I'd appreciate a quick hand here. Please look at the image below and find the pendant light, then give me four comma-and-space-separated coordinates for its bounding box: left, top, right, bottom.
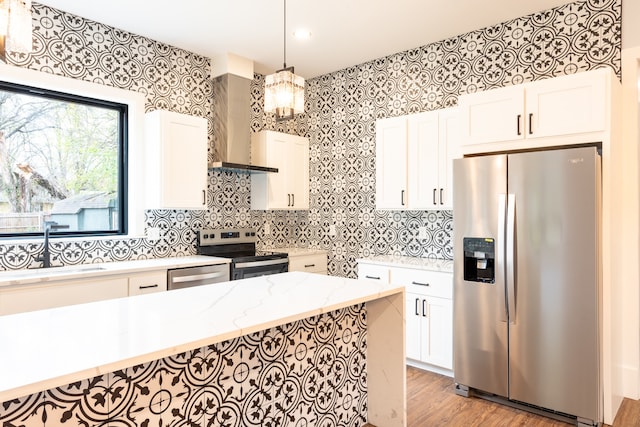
264, 0, 305, 121
0, 0, 33, 62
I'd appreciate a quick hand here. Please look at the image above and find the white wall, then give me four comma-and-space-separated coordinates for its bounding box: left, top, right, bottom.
622, 0, 640, 48
621, 0, 640, 403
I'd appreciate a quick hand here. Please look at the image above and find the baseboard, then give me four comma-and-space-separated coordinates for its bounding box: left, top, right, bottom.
622, 364, 639, 399
406, 359, 453, 377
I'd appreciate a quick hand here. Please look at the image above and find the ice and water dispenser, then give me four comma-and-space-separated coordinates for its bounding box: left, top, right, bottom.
463, 237, 495, 283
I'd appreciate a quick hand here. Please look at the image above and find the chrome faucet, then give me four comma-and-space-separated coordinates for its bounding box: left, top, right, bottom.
36, 221, 70, 268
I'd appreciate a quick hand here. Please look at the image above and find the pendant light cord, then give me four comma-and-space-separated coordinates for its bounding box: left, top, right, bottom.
283, 0, 287, 69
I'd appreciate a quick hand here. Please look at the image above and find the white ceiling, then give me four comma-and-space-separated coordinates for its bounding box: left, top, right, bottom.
36, 0, 576, 79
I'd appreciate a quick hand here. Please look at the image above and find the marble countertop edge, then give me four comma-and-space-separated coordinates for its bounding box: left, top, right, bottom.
0, 272, 403, 403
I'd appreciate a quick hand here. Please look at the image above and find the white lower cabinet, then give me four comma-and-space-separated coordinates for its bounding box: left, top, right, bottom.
357, 263, 391, 283
287, 252, 328, 274
0, 269, 170, 316
358, 260, 453, 374
0, 276, 129, 316
405, 291, 453, 370
129, 271, 167, 295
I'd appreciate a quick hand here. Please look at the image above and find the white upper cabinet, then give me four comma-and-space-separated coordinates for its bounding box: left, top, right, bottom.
376, 116, 408, 209
525, 71, 606, 138
459, 68, 610, 152
145, 110, 208, 210
251, 130, 310, 210
376, 107, 460, 210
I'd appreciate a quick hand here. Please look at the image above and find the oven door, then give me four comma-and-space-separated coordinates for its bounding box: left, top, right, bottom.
231, 257, 288, 280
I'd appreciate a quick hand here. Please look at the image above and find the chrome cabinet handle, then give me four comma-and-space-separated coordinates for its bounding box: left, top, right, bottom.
517, 114, 522, 135
365, 275, 380, 280
440, 188, 444, 205
202, 189, 206, 205
401, 190, 405, 206
415, 298, 420, 316
139, 284, 159, 290
304, 264, 315, 268
433, 189, 437, 205
528, 113, 533, 135
292, 193, 295, 207
411, 281, 429, 287
422, 299, 428, 317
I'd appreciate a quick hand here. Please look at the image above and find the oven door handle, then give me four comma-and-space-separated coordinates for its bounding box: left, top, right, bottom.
234, 258, 289, 269
171, 271, 228, 284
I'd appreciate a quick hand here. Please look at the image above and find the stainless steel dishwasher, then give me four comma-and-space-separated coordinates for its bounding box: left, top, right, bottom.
167, 263, 230, 290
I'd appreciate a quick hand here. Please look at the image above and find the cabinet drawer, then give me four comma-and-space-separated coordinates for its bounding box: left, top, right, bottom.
288, 253, 327, 274
391, 268, 452, 299
129, 271, 167, 295
358, 264, 391, 284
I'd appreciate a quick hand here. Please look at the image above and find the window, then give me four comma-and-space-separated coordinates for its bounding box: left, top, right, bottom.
0, 81, 128, 237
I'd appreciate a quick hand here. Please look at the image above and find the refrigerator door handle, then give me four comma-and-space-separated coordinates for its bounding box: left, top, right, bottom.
498, 194, 508, 323
506, 193, 516, 324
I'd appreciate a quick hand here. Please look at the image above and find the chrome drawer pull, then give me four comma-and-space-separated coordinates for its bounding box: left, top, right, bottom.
366, 275, 381, 280
304, 264, 316, 268
139, 284, 159, 289
412, 281, 430, 287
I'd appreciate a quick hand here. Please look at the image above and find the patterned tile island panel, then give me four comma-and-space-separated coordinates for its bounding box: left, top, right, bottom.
0, 304, 367, 427
0, 0, 621, 278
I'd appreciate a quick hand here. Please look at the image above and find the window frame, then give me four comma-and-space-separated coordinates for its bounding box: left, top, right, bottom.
0, 80, 129, 238
0, 63, 147, 241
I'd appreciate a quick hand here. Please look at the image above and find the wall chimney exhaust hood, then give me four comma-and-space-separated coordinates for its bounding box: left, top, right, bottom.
210, 54, 277, 173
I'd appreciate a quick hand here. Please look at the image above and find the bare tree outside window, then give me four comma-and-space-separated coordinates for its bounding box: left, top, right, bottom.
0, 83, 126, 236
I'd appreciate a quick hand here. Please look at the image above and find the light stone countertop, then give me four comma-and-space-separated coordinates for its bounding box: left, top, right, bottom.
357, 255, 454, 273
0, 271, 404, 403
0, 255, 231, 289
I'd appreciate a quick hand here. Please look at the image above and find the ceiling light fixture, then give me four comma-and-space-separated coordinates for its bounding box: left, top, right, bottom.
293, 29, 311, 40
0, 0, 32, 62
264, 0, 305, 122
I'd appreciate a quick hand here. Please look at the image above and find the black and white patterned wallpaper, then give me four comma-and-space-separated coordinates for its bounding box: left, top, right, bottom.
0, 0, 621, 276
0, 304, 367, 427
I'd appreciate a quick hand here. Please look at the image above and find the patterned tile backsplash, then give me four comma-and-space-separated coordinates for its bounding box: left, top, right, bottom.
0, 304, 367, 427
1, 0, 621, 277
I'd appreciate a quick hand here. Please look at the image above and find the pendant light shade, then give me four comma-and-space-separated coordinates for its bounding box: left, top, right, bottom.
265, 66, 305, 121
264, 0, 305, 121
0, 0, 33, 62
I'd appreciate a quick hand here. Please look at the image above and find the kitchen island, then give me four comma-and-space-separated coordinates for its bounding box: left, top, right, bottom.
0, 272, 405, 427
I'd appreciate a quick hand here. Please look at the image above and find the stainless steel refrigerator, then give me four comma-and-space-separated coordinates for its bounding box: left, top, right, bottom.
453, 146, 602, 426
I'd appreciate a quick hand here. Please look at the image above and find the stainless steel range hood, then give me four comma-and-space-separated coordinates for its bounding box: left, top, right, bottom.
210, 63, 277, 173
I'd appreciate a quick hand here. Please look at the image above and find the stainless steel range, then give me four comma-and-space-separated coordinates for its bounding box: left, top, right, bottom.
196, 228, 288, 280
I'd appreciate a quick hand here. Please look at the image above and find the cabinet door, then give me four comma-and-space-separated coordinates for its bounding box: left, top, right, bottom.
251, 131, 309, 210
289, 137, 310, 209
424, 296, 453, 369
267, 134, 291, 209
376, 116, 408, 209
407, 111, 439, 209
460, 85, 525, 145
406, 292, 425, 361
438, 108, 461, 210
525, 71, 606, 139
146, 111, 208, 210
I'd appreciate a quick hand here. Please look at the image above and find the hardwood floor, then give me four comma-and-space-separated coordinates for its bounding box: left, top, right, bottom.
405, 367, 573, 426
366, 367, 640, 426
